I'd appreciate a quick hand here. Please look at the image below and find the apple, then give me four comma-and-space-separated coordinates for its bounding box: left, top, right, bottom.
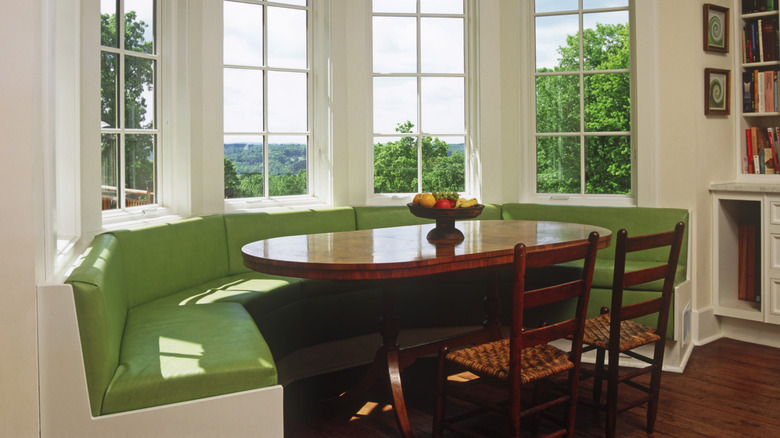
434, 199, 452, 208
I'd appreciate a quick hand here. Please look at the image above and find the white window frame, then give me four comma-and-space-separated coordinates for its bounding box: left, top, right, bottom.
367, 0, 476, 205
525, 0, 636, 206
223, 0, 330, 212
99, 0, 164, 222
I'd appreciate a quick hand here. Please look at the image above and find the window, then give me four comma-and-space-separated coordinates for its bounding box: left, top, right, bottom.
371, 0, 467, 195
100, 0, 159, 210
533, 0, 632, 197
223, 0, 311, 200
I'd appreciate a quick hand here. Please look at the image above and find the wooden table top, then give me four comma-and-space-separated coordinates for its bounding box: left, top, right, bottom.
242, 220, 611, 281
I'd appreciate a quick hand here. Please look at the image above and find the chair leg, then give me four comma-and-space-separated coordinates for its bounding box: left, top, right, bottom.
432, 346, 448, 438
604, 347, 620, 438
592, 347, 605, 404
646, 342, 665, 433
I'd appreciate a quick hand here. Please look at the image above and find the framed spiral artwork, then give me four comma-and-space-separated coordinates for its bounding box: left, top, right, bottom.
705, 68, 730, 115
704, 4, 729, 53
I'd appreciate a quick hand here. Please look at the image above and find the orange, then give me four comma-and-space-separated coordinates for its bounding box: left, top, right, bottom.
420, 193, 436, 208
412, 193, 422, 205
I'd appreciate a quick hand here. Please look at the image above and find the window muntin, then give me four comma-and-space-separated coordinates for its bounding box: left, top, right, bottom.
533, 1, 632, 196
100, 0, 159, 210
223, 0, 311, 200
372, 0, 467, 195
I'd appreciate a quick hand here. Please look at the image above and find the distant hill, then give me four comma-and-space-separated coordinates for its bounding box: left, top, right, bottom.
224, 142, 465, 175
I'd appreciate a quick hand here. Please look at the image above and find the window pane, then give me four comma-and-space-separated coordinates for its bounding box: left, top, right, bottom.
101, 52, 118, 128
124, 0, 155, 54
268, 6, 307, 69
224, 1, 263, 67
373, 0, 415, 13
536, 14, 579, 72
421, 18, 463, 74
536, 75, 580, 133
124, 56, 155, 129
584, 73, 630, 132
583, 0, 628, 9
101, 0, 118, 47
373, 17, 416, 73
536, 136, 580, 194
535, 0, 578, 14
224, 68, 263, 132
421, 77, 464, 134
420, 0, 463, 14
374, 136, 418, 193
101, 134, 119, 210
269, 135, 307, 196
125, 134, 156, 206
583, 11, 629, 71
585, 136, 630, 194
373, 77, 417, 134
422, 136, 465, 193
267, 71, 307, 132
224, 135, 264, 198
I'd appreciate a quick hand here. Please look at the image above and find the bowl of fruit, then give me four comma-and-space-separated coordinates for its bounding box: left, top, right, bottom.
407, 192, 484, 243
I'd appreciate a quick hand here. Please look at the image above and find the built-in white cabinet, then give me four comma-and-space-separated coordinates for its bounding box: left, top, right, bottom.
711, 183, 780, 324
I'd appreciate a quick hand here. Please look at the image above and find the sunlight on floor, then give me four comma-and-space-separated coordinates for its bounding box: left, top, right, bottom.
349, 401, 394, 422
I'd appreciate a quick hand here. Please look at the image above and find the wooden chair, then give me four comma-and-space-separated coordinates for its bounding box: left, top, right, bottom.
582, 222, 685, 438
432, 232, 600, 438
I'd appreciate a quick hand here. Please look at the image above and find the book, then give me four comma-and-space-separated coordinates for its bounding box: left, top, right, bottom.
762, 19, 777, 62
758, 71, 766, 112
752, 127, 761, 173
746, 128, 756, 174
738, 223, 748, 300
768, 127, 780, 172
744, 72, 754, 112
766, 70, 775, 113
759, 19, 765, 61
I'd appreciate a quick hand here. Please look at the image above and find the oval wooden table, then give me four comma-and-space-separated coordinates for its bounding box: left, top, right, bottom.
242, 220, 611, 437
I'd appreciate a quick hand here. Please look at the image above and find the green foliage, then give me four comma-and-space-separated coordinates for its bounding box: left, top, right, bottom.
373, 121, 465, 194
224, 144, 308, 198
536, 22, 631, 195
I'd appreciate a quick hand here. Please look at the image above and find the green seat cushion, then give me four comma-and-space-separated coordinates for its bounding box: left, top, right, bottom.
101, 303, 277, 414
140, 272, 304, 315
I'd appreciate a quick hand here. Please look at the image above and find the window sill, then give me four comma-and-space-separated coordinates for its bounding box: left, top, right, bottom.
224, 195, 330, 213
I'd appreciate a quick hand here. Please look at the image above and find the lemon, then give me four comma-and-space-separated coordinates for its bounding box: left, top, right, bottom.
412, 193, 422, 205
420, 193, 436, 208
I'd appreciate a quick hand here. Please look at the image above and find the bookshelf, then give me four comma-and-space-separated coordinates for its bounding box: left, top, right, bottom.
737, 0, 780, 177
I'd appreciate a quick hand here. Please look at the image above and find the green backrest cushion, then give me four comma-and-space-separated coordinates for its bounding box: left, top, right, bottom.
501, 203, 689, 268
110, 215, 230, 308
224, 207, 357, 275
66, 233, 127, 417
354, 203, 502, 230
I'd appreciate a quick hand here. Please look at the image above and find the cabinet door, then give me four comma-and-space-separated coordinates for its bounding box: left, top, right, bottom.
766, 197, 780, 323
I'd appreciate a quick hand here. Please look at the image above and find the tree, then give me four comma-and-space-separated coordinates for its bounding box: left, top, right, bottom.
535, 23, 631, 195
101, 10, 156, 207
373, 121, 465, 193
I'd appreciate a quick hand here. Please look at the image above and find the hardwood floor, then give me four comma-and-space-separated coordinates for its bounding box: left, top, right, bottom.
283, 338, 780, 437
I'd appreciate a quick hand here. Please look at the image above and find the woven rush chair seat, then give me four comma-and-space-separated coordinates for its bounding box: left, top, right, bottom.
446, 339, 573, 384
581, 313, 661, 352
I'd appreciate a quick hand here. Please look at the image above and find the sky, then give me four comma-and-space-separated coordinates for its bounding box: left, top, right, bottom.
219, 0, 628, 144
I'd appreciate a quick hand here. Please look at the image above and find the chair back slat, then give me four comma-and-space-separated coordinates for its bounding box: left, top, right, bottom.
525, 240, 597, 269
622, 264, 670, 288
625, 231, 678, 253
621, 297, 663, 321
520, 319, 578, 348
524, 281, 585, 309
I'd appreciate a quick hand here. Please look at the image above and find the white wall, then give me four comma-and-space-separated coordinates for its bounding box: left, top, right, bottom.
0, 1, 46, 436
